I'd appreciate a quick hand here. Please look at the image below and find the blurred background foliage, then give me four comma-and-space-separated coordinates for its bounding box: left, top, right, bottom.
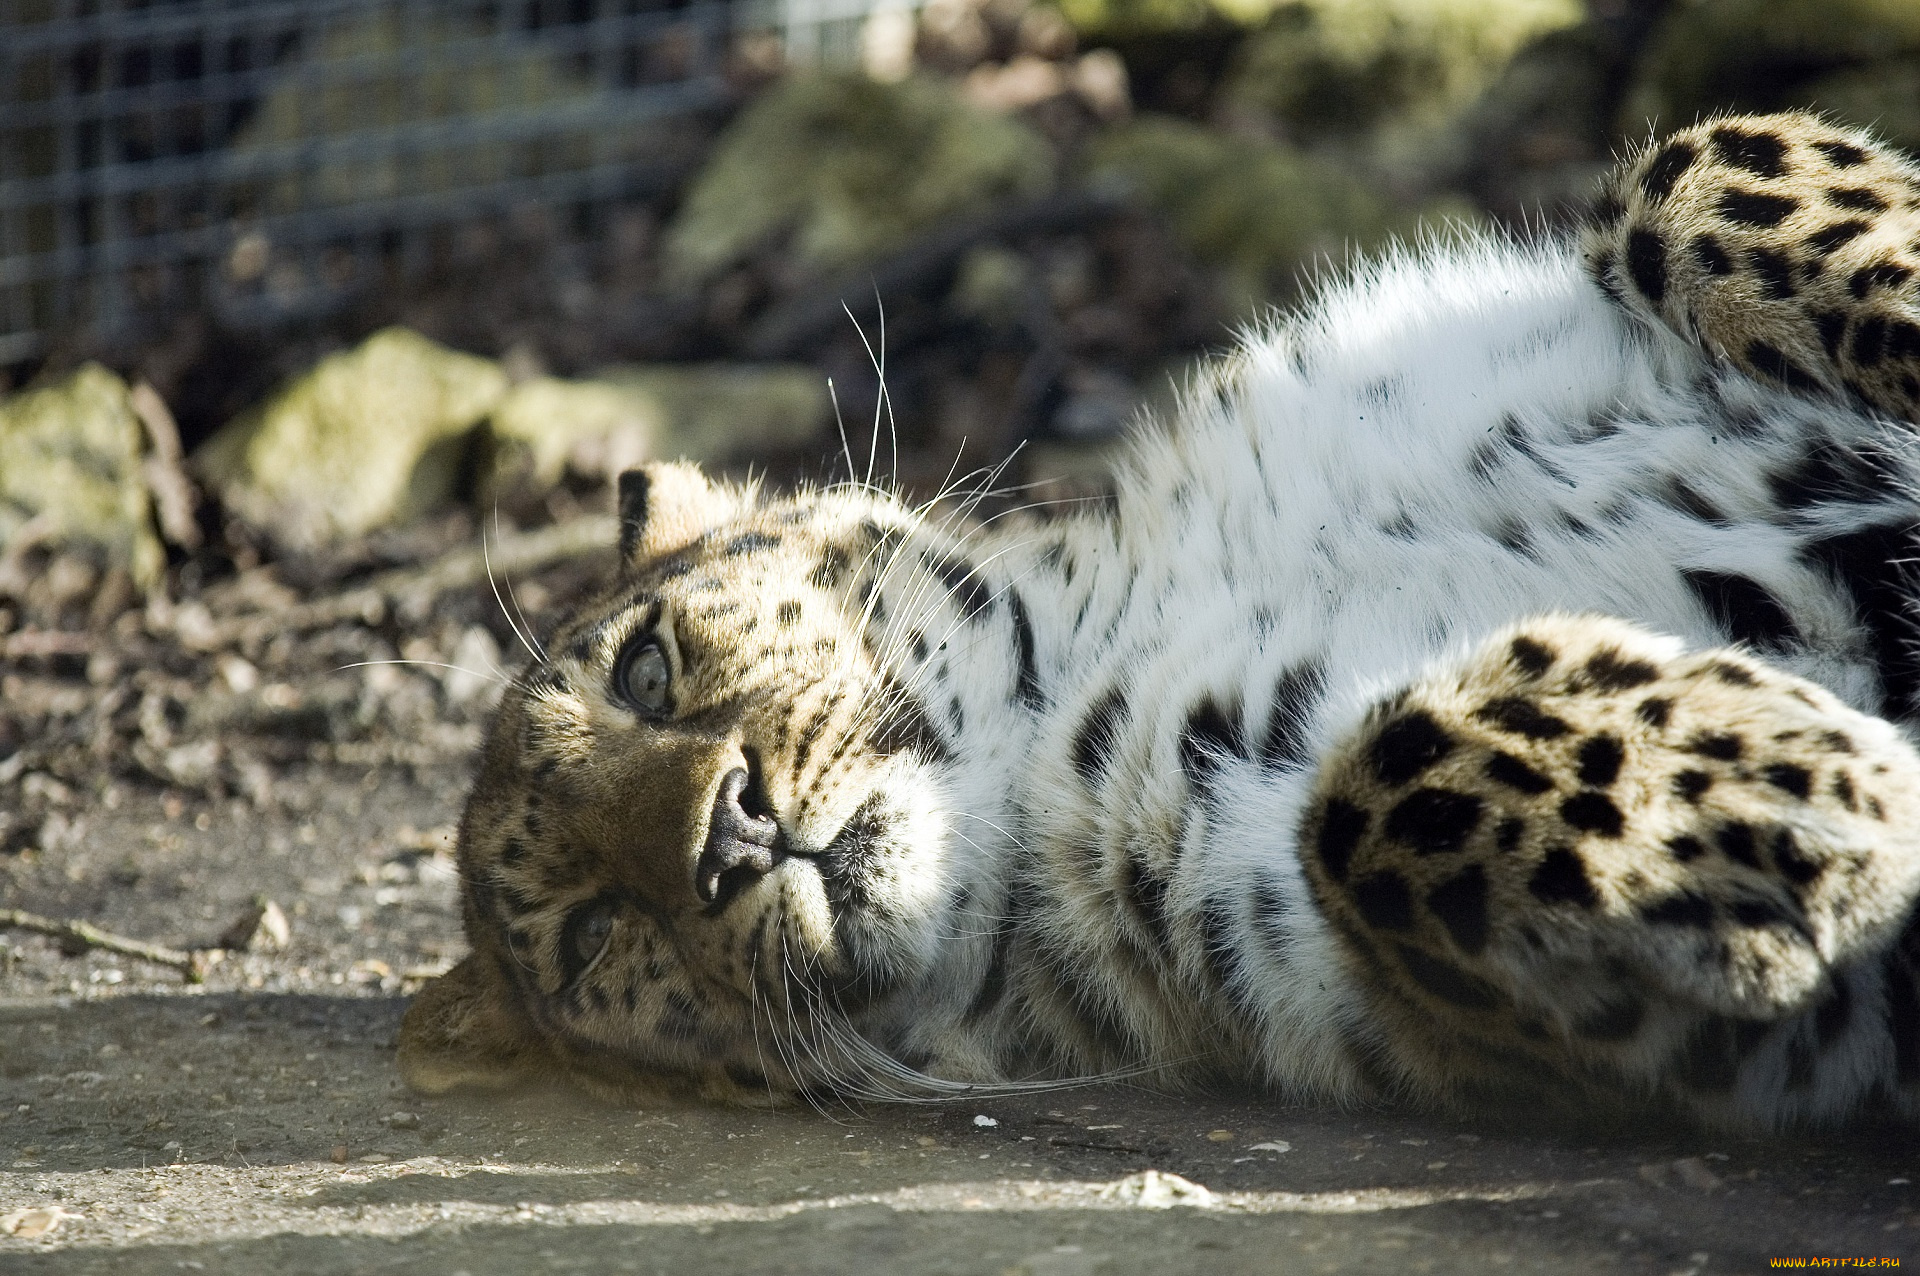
4, 0, 1918, 634
8, 0, 1920, 835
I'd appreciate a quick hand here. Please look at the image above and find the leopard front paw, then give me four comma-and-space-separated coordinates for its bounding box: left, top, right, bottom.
1303, 615, 1920, 1045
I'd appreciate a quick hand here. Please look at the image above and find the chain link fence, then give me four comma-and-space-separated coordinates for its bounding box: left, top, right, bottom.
0, 0, 902, 368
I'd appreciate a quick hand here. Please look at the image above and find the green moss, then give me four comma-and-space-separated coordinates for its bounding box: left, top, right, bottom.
0, 363, 163, 589
664, 73, 1053, 284
196, 328, 507, 547
1084, 115, 1399, 312
1624, 0, 1920, 140
1225, 0, 1583, 144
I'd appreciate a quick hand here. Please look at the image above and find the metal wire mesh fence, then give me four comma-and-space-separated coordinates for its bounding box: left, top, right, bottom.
0, 0, 766, 367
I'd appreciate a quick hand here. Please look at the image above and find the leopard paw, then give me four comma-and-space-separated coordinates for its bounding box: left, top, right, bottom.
1584, 111, 1920, 424
1301, 615, 1920, 1077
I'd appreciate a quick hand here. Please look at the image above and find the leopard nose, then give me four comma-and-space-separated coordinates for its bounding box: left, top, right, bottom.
695, 765, 785, 907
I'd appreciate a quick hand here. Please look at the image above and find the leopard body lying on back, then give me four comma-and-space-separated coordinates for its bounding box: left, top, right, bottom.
400, 112, 1920, 1132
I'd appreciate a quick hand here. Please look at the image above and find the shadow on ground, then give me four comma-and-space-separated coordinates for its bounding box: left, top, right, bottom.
2, 987, 1917, 1274
1, 783, 1914, 1273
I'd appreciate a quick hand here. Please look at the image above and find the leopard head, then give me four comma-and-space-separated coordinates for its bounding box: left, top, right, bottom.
399, 462, 980, 1104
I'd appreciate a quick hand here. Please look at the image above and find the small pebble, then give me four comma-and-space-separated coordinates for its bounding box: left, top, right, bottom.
1672, 1157, 1723, 1192
1, 1206, 76, 1239
972, 1114, 998, 1128
1205, 1129, 1233, 1142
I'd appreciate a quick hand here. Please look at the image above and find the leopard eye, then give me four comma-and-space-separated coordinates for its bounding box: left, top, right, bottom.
563, 899, 616, 977
616, 639, 672, 716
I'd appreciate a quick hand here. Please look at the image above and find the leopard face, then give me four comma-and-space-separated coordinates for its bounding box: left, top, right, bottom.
400, 463, 968, 1102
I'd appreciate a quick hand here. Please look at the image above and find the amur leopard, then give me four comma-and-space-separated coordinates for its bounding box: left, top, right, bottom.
399, 112, 1920, 1132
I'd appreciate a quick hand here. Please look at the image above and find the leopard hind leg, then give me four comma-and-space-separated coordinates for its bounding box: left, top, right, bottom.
1584, 111, 1920, 425
1299, 614, 1920, 1130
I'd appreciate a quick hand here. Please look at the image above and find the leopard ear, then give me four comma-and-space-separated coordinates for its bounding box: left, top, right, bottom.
616, 461, 745, 564
397, 954, 551, 1095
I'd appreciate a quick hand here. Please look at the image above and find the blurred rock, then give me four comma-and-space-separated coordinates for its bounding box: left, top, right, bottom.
0, 364, 166, 593
485, 377, 661, 500
860, 0, 920, 82
1097, 1169, 1215, 1207
0, 1206, 76, 1240
964, 49, 1132, 117
1021, 5, 1080, 59
483, 364, 831, 501
1624, 0, 1920, 148
663, 72, 1054, 285
1083, 114, 1395, 313
195, 328, 507, 549
218, 896, 292, 953
1223, 0, 1584, 164
1074, 48, 1134, 118
596, 365, 833, 465
917, 0, 997, 70
966, 53, 1072, 111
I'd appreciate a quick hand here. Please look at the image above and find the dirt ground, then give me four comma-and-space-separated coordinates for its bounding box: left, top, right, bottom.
0, 766, 1913, 1274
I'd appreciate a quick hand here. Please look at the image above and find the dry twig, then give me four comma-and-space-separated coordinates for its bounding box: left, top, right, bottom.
131, 380, 204, 550
0, 908, 212, 981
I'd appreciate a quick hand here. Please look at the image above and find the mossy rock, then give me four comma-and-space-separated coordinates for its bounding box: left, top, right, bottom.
1223, 0, 1583, 146
1624, 0, 1920, 147
595, 365, 831, 464
230, 10, 603, 211
196, 328, 507, 548
664, 72, 1053, 285
0, 363, 164, 590
484, 378, 664, 502
1083, 115, 1401, 313
483, 366, 830, 501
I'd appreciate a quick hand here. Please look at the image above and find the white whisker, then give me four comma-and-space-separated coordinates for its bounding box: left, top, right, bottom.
334, 658, 510, 686
483, 510, 544, 663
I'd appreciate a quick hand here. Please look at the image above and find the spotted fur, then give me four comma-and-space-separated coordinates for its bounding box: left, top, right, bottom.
1301, 617, 1920, 1127
1585, 112, 1920, 423
403, 113, 1920, 1132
